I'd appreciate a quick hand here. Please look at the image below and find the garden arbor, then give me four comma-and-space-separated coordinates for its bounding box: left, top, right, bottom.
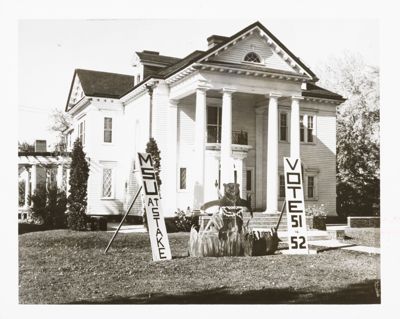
18, 153, 71, 219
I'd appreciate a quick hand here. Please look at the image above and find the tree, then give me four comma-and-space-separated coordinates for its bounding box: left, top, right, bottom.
18, 141, 35, 152
316, 52, 380, 216
145, 138, 162, 187
67, 138, 90, 230
48, 108, 72, 152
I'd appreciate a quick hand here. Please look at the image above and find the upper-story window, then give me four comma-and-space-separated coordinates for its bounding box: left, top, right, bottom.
279, 112, 288, 142
300, 114, 315, 143
78, 120, 85, 145
104, 117, 112, 143
207, 106, 222, 143
244, 52, 261, 63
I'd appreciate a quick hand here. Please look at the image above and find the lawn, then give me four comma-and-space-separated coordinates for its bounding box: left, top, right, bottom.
19, 230, 380, 304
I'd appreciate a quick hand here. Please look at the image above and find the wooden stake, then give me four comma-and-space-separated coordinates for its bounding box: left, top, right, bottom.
104, 186, 143, 254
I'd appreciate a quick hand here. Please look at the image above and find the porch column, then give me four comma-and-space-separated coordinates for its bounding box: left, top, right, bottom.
255, 107, 265, 209
266, 93, 281, 213
31, 164, 37, 196
290, 96, 303, 158
220, 88, 235, 185
165, 99, 179, 211
193, 85, 208, 210
66, 167, 71, 196
57, 164, 63, 189
24, 166, 31, 207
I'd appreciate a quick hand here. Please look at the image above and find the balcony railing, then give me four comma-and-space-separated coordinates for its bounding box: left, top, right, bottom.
206, 128, 248, 145
232, 130, 248, 145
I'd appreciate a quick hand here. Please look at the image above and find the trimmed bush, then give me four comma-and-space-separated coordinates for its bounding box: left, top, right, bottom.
67, 138, 89, 231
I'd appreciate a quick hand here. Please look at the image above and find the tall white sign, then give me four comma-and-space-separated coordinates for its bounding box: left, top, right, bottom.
283, 157, 309, 254
137, 153, 172, 261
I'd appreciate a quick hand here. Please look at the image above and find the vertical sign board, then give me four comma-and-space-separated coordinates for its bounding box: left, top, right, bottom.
283, 157, 309, 254
136, 153, 172, 261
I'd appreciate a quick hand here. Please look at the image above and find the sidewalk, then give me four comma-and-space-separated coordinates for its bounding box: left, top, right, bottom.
107, 223, 147, 234
308, 239, 380, 254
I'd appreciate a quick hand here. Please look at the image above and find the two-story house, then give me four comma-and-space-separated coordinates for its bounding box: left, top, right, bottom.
64, 21, 344, 218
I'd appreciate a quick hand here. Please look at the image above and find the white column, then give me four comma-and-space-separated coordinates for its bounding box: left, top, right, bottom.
290, 96, 303, 158
220, 88, 235, 185
165, 99, 178, 211
31, 164, 37, 196
24, 166, 30, 207
193, 86, 208, 210
57, 164, 63, 189
255, 107, 265, 210
266, 93, 281, 213
66, 167, 71, 196
235, 159, 244, 198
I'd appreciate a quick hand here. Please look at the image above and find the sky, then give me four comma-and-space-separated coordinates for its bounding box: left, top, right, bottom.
18, 18, 379, 146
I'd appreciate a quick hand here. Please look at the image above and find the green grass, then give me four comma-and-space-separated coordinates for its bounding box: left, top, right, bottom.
19, 230, 380, 304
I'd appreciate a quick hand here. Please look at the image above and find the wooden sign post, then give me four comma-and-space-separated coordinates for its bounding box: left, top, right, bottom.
136, 152, 172, 261
283, 157, 309, 254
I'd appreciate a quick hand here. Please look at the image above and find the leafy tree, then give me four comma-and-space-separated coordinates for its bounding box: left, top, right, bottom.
145, 137, 162, 187
48, 108, 72, 152
18, 141, 35, 152
67, 138, 89, 230
316, 52, 379, 216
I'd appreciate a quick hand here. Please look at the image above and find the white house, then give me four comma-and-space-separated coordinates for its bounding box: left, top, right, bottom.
64, 21, 344, 218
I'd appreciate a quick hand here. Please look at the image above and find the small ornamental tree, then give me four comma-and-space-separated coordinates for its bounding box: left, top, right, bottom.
145, 137, 162, 187
67, 138, 89, 230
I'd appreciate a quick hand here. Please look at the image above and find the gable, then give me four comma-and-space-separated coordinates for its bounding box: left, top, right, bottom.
208, 33, 296, 73
66, 74, 85, 110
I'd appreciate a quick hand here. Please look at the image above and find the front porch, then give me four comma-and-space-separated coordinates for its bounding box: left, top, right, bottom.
169, 77, 306, 213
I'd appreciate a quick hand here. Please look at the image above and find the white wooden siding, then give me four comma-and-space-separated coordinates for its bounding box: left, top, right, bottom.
210, 33, 296, 73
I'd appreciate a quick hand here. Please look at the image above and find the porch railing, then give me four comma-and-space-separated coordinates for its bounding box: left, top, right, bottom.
206, 128, 248, 145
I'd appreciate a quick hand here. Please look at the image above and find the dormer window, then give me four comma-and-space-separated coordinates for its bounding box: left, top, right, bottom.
244, 52, 261, 63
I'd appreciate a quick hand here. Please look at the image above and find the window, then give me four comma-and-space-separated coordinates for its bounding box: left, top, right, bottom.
207, 106, 222, 143
244, 52, 261, 63
300, 115, 305, 142
102, 168, 113, 198
307, 176, 315, 199
179, 168, 186, 190
104, 117, 112, 143
78, 120, 85, 145
279, 174, 285, 198
246, 170, 252, 192
300, 114, 315, 143
307, 116, 314, 143
280, 113, 288, 141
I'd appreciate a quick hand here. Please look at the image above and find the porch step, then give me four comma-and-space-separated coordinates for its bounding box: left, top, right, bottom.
199, 212, 313, 232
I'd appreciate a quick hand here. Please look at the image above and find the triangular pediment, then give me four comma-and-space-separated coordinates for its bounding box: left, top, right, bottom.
66, 73, 85, 111
199, 23, 315, 80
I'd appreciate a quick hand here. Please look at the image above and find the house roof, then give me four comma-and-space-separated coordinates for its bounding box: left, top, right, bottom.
76, 69, 135, 98
302, 82, 345, 101
66, 69, 136, 111
135, 51, 181, 66
125, 21, 320, 96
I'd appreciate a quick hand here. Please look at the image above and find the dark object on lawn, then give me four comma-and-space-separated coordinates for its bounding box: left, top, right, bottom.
244, 228, 279, 256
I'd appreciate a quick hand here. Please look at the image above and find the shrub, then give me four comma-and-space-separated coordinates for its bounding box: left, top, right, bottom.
305, 204, 327, 218
29, 185, 68, 228
305, 204, 327, 230
29, 185, 47, 225
66, 204, 87, 231
145, 138, 162, 187
174, 209, 192, 232
18, 180, 25, 207
67, 138, 89, 230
